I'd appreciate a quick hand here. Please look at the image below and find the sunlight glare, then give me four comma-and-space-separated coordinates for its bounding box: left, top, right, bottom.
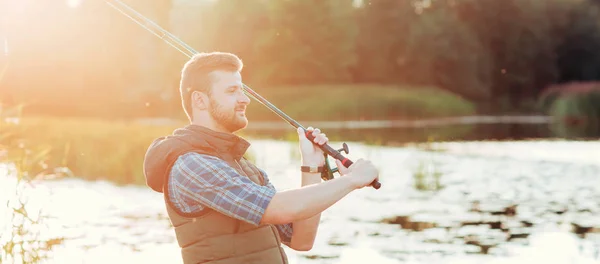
66, 0, 82, 8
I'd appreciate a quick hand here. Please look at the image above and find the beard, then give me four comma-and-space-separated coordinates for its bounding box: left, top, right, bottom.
208, 96, 248, 133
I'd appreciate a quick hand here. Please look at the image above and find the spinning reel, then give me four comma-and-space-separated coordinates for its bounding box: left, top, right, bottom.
321, 143, 350, 181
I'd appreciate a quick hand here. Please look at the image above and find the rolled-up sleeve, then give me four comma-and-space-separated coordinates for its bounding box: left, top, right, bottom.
168, 152, 276, 226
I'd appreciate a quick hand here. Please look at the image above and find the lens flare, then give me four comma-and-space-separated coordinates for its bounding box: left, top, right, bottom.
66, 0, 81, 8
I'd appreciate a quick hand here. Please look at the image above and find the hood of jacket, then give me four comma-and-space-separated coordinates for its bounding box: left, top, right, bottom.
142, 124, 251, 193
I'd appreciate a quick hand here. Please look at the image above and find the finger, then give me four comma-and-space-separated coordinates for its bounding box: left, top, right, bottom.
311, 133, 320, 142
297, 127, 308, 140
298, 127, 313, 143
300, 127, 314, 139
320, 136, 329, 145
350, 158, 362, 167
335, 159, 345, 168
335, 159, 350, 175
312, 128, 321, 137
310, 132, 322, 143
334, 159, 343, 172
313, 133, 320, 142
317, 134, 328, 145
318, 137, 325, 145
303, 127, 312, 135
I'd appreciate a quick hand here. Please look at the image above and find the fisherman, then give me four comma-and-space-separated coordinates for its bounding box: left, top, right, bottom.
142, 51, 380, 264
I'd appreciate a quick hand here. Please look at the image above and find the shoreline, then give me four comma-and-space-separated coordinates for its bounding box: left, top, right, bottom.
133, 115, 555, 130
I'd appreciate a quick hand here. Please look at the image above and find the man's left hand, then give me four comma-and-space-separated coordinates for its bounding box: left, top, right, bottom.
297, 127, 328, 167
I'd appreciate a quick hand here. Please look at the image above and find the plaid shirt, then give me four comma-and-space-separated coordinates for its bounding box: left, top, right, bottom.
167, 152, 293, 243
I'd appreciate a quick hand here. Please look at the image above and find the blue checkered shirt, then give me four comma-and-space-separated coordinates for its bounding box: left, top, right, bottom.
168, 152, 293, 243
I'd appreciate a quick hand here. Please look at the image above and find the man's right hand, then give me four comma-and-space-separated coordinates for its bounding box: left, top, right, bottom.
343, 159, 379, 189
261, 158, 380, 226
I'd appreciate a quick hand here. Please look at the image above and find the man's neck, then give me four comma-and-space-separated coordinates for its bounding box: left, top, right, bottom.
190, 118, 229, 134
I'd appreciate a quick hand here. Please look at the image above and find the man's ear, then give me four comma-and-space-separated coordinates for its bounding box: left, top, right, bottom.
192, 91, 209, 110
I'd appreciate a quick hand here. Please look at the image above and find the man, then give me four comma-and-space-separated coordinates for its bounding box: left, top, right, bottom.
143, 52, 379, 264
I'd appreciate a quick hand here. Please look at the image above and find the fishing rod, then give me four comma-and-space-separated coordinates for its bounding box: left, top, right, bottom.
104, 0, 381, 189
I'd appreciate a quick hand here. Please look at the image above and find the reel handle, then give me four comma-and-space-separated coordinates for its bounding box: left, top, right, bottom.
304, 131, 381, 189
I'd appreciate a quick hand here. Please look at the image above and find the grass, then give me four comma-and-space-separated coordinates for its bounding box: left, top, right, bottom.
6, 117, 179, 186
245, 84, 476, 121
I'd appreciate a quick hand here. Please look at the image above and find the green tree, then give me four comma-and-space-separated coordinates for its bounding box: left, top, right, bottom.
556, 1, 600, 83
199, 0, 272, 85
252, 0, 358, 85
352, 0, 415, 83
401, 1, 493, 100
453, 0, 574, 112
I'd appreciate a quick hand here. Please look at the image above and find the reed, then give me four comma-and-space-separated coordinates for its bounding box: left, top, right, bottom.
1, 106, 65, 264
6, 116, 180, 185
412, 138, 445, 192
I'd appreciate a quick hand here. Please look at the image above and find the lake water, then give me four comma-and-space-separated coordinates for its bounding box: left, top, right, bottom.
1, 139, 600, 264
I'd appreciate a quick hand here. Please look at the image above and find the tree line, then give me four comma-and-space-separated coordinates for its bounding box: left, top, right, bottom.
1, 0, 600, 118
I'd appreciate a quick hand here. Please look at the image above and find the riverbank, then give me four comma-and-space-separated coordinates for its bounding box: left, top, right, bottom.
134, 115, 553, 129
12, 84, 477, 122
4, 114, 562, 186
242, 84, 476, 121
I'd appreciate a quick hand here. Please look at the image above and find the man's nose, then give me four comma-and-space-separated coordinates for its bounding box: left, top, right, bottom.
238, 90, 251, 104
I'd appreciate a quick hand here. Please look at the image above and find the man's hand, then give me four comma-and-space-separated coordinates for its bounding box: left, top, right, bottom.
333, 159, 352, 175
296, 127, 379, 189
297, 127, 328, 166
345, 159, 379, 189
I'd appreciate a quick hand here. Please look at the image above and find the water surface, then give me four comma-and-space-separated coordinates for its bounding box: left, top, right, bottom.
1, 139, 599, 264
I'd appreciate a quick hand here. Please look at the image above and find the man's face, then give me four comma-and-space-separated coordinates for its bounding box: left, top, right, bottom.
206, 70, 250, 133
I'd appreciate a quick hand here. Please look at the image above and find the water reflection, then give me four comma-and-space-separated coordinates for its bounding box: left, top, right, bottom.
241, 121, 598, 146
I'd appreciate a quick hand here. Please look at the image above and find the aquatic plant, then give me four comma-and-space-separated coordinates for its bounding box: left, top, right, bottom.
411, 137, 445, 191
412, 158, 444, 192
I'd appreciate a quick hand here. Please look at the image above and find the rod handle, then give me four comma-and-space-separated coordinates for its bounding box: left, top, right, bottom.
305, 131, 381, 189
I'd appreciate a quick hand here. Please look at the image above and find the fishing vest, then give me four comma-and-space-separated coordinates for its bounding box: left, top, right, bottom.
163, 150, 289, 264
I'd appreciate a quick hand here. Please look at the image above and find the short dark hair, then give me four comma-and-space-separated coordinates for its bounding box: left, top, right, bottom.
179, 52, 243, 121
